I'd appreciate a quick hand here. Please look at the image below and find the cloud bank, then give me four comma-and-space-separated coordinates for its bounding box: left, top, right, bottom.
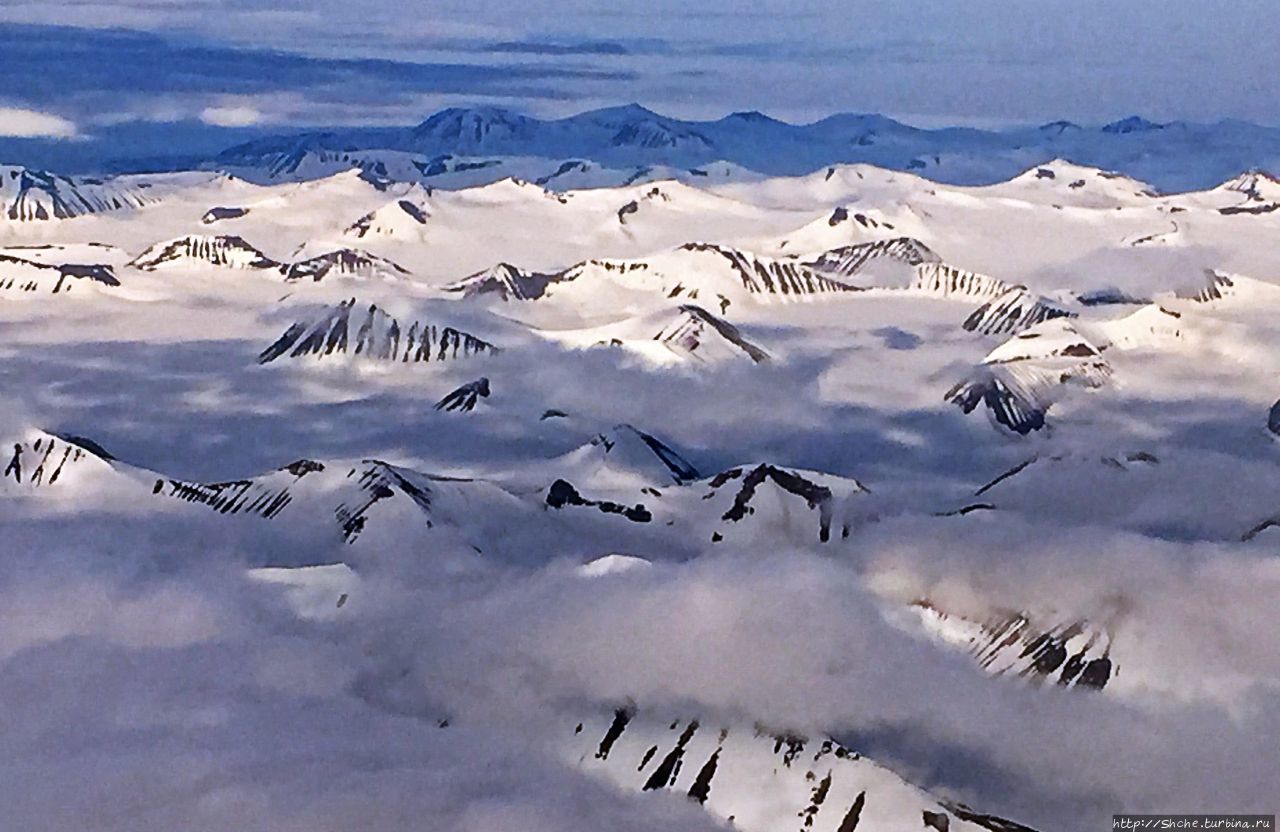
0, 106, 77, 138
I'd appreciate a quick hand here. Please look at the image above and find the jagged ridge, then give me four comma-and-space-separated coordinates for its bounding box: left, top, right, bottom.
805, 237, 941, 277
0, 165, 156, 221
962, 286, 1075, 335
130, 235, 410, 281
258, 299, 499, 364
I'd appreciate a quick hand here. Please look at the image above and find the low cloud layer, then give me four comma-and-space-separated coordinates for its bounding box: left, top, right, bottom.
0, 106, 78, 138
3, 499, 1276, 831
200, 105, 263, 128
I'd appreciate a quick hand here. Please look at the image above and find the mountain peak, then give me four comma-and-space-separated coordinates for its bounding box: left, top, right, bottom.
576, 103, 664, 123
416, 105, 529, 125
410, 107, 538, 152
1038, 119, 1081, 133
1101, 115, 1166, 134
1217, 168, 1280, 202
0, 164, 158, 221
721, 110, 785, 126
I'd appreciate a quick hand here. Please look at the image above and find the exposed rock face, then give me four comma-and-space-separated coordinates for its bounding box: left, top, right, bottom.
163, 460, 406, 544
651, 305, 769, 363
911, 601, 1114, 691
257, 299, 499, 365
962, 287, 1075, 335
1216, 171, 1280, 215
201, 206, 250, 224
156, 456, 520, 548
345, 194, 431, 239
1269, 400, 1280, 437
546, 425, 701, 510
129, 235, 280, 271
805, 237, 941, 277
546, 479, 652, 522
947, 319, 1111, 434
1219, 201, 1280, 216
702, 463, 869, 544
1075, 287, 1148, 306
678, 243, 854, 297
130, 236, 410, 281
910, 263, 1010, 300
569, 304, 770, 366
1217, 169, 1280, 202
280, 249, 409, 282
2, 432, 112, 488
825, 205, 898, 231
568, 710, 1037, 832
586, 424, 700, 485
947, 375, 1050, 434
1177, 269, 1239, 303
0, 254, 119, 295
434, 377, 491, 412
0, 165, 157, 221
805, 238, 1008, 300
451, 244, 853, 305
445, 262, 569, 301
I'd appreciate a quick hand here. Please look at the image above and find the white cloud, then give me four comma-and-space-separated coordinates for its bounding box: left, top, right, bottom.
0, 107, 78, 138
200, 106, 263, 128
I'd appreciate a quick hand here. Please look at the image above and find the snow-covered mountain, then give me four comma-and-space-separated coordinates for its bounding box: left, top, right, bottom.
2, 430, 122, 494
130, 234, 280, 271
947, 319, 1112, 433
158, 454, 532, 562
0, 164, 158, 221
212, 134, 425, 185
961, 287, 1074, 336
0, 253, 118, 296
535, 303, 769, 367
910, 600, 1113, 690
344, 186, 432, 240
803, 237, 1011, 302
567, 710, 1036, 832
128, 235, 409, 282
280, 248, 410, 282
549, 424, 701, 492
258, 299, 500, 365
694, 463, 871, 545
449, 243, 853, 315
445, 262, 563, 301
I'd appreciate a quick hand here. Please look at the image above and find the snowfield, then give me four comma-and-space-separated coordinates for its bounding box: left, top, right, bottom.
3, 121, 1280, 832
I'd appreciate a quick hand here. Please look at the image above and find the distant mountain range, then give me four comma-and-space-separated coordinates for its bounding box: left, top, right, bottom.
2, 104, 1276, 193
200, 105, 1274, 192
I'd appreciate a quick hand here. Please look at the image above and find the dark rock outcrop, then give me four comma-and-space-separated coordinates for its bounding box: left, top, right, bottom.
434, 377, 491, 412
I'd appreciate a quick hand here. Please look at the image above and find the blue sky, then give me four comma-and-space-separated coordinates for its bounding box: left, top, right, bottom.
1, 0, 1277, 163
